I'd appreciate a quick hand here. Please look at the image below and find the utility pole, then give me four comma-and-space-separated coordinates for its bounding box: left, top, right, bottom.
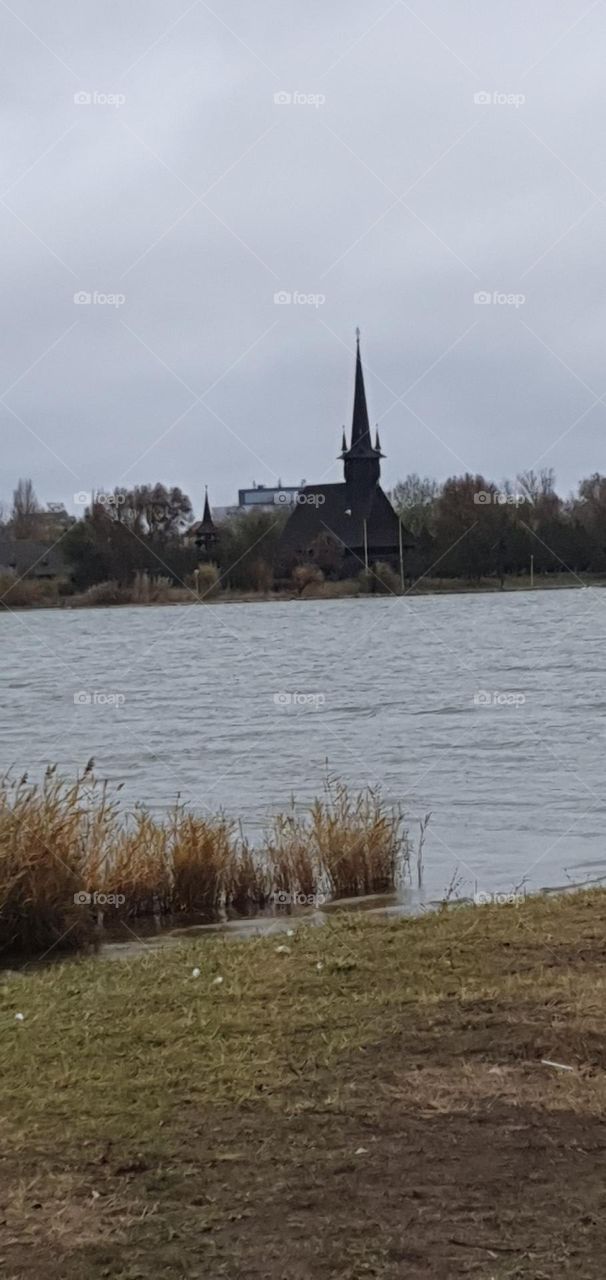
398, 520, 404, 592
363, 519, 369, 573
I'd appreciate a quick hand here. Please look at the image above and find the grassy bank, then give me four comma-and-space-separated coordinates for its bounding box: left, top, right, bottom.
0, 767, 410, 957
1, 890, 605, 1277
2, 571, 606, 611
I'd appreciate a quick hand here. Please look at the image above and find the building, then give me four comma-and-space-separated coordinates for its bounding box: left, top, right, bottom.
238, 483, 302, 511
186, 488, 220, 556
0, 539, 67, 580
275, 332, 413, 578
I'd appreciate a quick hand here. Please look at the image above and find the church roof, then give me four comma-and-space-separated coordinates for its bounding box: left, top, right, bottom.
277, 483, 413, 559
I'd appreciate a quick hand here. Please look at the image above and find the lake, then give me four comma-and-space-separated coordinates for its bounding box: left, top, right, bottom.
2, 589, 605, 901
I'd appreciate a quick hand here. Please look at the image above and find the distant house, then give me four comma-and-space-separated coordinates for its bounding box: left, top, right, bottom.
275, 333, 413, 578
0, 539, 67, 580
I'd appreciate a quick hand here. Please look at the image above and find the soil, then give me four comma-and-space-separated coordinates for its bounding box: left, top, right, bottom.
2, 1000, 605, 1279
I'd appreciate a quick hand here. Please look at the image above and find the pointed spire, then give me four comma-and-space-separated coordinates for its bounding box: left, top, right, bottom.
375, 426, 382, 453
350, 329, 372, 453
201, 485, 214, 529
339, 427, 347, 457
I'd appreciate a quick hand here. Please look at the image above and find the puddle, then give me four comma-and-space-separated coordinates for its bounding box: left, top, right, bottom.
99, 888, 426, 961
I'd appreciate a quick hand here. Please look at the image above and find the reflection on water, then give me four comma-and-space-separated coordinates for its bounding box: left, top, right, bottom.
3, 589, 606, 901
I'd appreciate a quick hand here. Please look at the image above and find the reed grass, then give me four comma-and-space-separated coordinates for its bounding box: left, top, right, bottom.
0, 767, 411, 956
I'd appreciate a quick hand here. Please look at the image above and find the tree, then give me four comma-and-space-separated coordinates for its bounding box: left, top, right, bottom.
102, 484, 193, 538
389, 474, 440, 536
11, 478, 41, 538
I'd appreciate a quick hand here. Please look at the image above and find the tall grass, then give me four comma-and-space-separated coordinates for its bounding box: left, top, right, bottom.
0, 768, 413, 956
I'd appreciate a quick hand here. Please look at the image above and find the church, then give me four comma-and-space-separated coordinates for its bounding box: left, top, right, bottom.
275, 332, 412, 579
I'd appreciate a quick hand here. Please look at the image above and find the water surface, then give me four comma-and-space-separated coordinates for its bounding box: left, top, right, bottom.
3, 589, 605, 899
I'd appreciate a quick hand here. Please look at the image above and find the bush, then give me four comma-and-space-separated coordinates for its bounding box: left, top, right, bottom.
292, 564, 324, 595
192, 562, 221, 599
0, 572, 58, 608
372, 562, 401, 594
73, 580, 131, 606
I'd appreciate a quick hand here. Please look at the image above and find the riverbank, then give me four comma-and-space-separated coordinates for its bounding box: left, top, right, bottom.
1, 889, 605, 1278
2, 570, 606, 611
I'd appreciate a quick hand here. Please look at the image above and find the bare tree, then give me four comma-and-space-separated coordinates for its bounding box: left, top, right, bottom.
11, 478, 41, 538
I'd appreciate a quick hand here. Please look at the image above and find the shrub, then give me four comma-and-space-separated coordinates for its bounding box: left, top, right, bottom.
74, 580, 131, 606
292, 564, 324, 595
372, 562, 401, 594
193, 562, 221, 599
0, 572, 58, 608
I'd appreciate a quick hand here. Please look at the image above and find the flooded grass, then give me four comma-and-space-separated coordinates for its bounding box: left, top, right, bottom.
0, 765, 409, 957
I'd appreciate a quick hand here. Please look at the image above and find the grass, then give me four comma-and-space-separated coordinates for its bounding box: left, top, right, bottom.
0, 767, 408, 956
1, 890, 605, 1277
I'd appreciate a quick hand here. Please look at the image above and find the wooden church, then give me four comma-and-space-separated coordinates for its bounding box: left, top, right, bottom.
275, 332, 412, 578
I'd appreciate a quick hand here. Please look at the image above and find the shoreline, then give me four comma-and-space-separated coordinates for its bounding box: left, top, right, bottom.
2, 571, 605, 612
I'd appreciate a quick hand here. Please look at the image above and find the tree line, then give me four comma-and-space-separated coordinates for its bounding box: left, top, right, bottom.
390, 469, 606, 582
4, 469, 606, 592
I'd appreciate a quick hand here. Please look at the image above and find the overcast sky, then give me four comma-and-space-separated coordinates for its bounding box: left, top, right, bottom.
2, 0, 606, 517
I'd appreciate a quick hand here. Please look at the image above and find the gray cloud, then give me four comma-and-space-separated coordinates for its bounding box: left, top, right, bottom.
2, 0, 606, 518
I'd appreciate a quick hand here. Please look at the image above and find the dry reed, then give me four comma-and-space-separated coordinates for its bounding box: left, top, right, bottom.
0, 767, 411, 956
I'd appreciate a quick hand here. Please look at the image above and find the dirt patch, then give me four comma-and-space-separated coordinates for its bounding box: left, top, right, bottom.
3, 1029, 606, 1278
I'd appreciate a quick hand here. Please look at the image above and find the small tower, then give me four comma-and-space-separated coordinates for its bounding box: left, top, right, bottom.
340, 330, 382, 517
195, 487, 219, 555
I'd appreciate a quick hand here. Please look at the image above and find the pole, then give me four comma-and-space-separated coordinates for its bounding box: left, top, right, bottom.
363, 519, 368, 573
530, 554, 534, 589
398, 520, 404, 592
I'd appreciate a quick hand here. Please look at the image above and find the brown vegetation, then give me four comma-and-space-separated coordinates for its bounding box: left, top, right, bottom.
0, 767, 408, 956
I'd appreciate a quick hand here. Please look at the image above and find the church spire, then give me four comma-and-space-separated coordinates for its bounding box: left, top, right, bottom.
201, 485, 214, 528
350, 328, 373, 454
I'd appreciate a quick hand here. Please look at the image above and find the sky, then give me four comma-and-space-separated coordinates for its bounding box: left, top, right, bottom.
2, 0, 606, 519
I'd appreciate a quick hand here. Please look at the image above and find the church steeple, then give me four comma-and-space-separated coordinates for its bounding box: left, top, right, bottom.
342, 330, 382, 514
195, 486, 219, 554
201, 486, 213, 528
350, 328, 374, 455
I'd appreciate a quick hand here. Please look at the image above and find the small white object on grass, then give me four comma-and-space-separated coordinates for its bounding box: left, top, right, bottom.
286, 928, 295, 937
14, 1013, 25, 1022
275, 945, 291, 955
354, 1147, 368, 1155
316, 962, 324, 972
541, 1058, 574, 1072
191, 968, 201, 979
211, 976, 224, 986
